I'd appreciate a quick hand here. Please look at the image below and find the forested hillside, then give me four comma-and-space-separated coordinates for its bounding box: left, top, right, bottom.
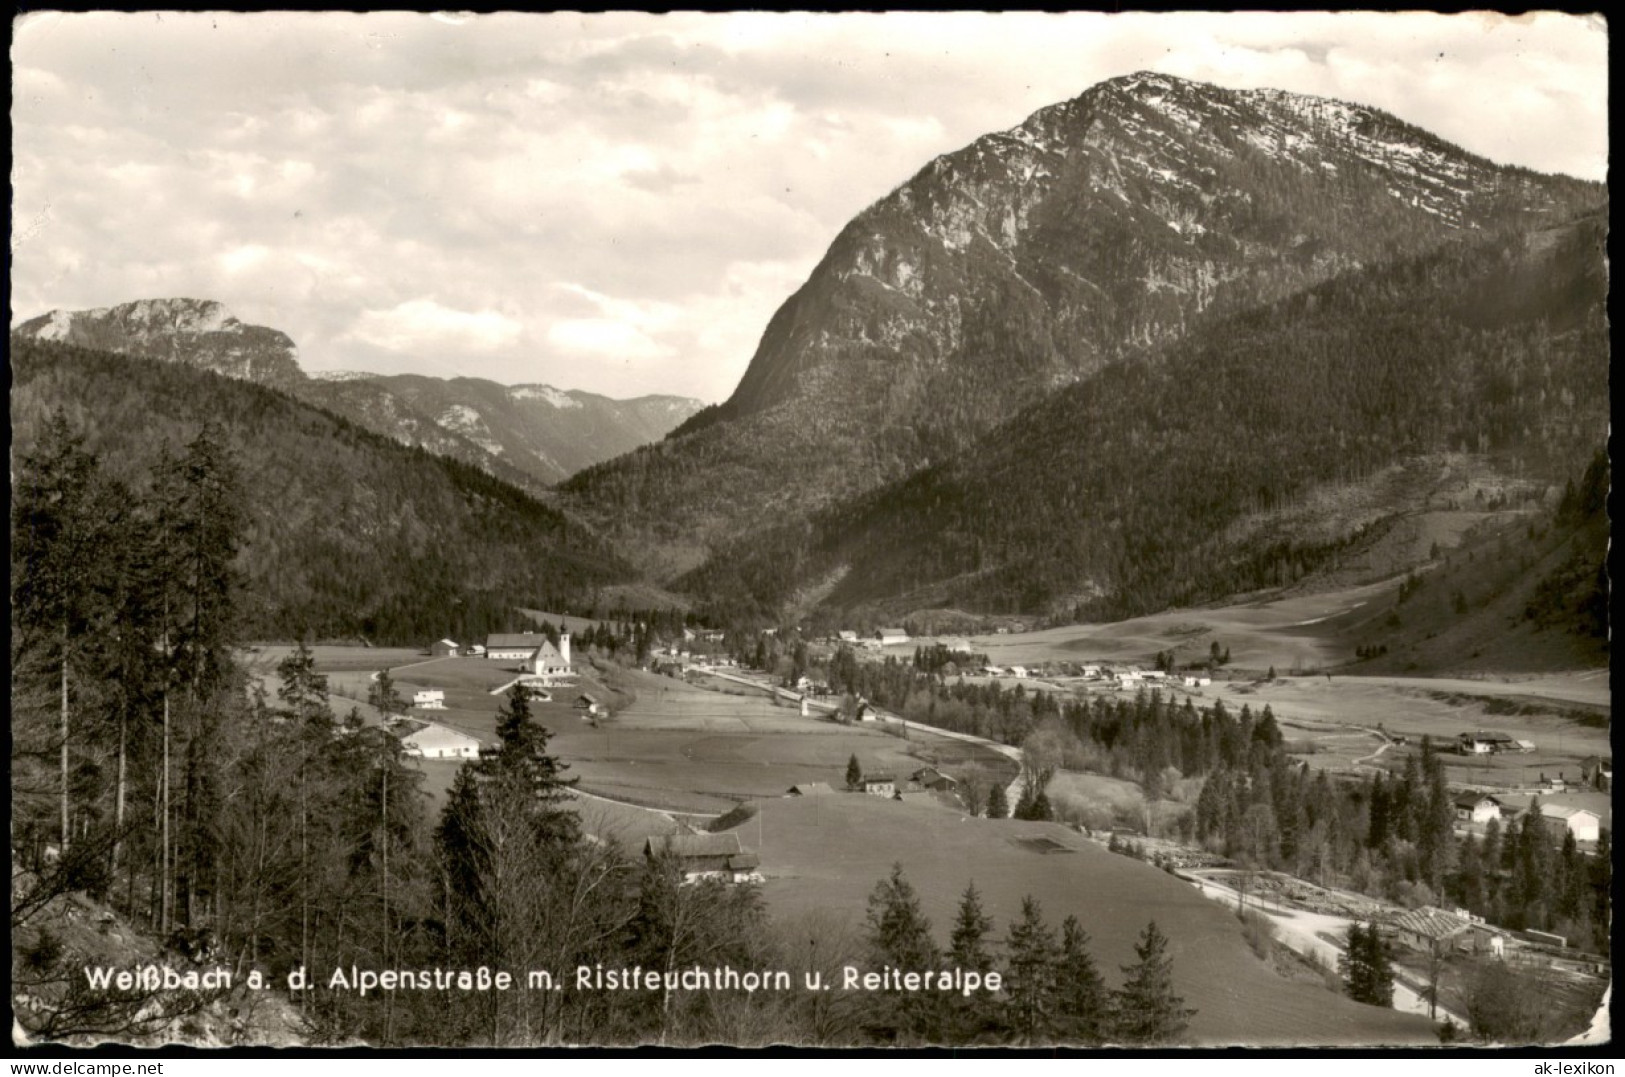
563, 73, 1604, 578
1332, 449, 1609, 674
10, 339, 633, 643
677, 214, 1607, 626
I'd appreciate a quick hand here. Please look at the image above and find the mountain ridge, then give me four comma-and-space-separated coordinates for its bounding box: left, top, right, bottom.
11, 298, 704, 485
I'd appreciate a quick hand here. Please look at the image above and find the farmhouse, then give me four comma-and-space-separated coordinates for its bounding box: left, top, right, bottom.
643, 834, 761, 884
411, 689, 446, 710
911, 767, 959, 792
1452, 792, 1502, 824
1457, 731, 1516, 755
400, 724, 482, 760
875, 627, 910, 647
1182, 674, 1212, 688
941, 637, 975, 655
1389, 908, 1471, 954
429, 638, 459, 657
861, 774, 897, 798
837, 631, 859, 644
486, 632, 547, 661
1537, 804, 1601, 843
1009, 665, 1028, 679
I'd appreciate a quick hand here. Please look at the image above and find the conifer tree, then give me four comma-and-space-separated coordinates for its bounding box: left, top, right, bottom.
987, 781, 1010, 819
1340, 921, 1395, 1007
1003, 896, 1057, 1044
1110, 920, 1195, 1044
864, 863, 941, 1043
1053, 916, 1108, 1045
945, 881, 998, 1042
846, 753, 862, 789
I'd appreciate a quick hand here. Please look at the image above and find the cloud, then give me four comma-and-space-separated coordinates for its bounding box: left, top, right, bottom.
345, 299, 523, 353
9, 12, 1607, 402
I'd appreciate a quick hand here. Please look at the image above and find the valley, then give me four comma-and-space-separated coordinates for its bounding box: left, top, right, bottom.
12, 49, 1608, 1051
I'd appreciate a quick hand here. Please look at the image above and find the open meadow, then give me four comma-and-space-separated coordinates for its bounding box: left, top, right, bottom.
739, 795, 1437, 1046
278, 649, 1015, 820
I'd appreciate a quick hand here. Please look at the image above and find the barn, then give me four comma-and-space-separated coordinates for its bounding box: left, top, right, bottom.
1538, 804, 1601, 843
429, 638, 459, 657
644, 834, 761, 884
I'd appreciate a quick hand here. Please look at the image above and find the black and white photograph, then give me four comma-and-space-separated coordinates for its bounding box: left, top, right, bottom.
9, 10, 1610, 1052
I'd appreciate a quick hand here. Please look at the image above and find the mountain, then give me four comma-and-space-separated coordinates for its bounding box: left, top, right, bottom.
564, 72, 1603, 575
676, 212, 1609, 627
11, 300, 704, 485
10, 337, 635, 643
13, 298, 306, 389
313, 374, 703, 485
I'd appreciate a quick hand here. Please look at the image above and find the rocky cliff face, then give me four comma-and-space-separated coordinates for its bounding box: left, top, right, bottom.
567, 72, 1602, 570
14, 298, 307, 389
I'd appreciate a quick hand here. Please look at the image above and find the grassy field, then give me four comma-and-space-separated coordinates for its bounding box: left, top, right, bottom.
1209, 674, 1610, 787
286, 650, 1016, 817
738, 795, 1437, 1046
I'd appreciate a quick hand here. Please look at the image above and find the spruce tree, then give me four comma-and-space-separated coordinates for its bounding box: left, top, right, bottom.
1003, 896, 1057, 1044
864, 863, 941, 1043
846, 753, 863, 790
1053, 916, 1108, 1045
987, 781, 1010, 819
946, 881, 998, 1042
1110, 920, 1195, 1044
1341, 922, 1395, 1007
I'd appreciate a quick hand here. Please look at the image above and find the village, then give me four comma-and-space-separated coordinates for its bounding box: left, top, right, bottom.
259, 601, 1610, 1042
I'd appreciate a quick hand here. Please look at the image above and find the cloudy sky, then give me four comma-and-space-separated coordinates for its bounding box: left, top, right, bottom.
11, 11, 1608, 402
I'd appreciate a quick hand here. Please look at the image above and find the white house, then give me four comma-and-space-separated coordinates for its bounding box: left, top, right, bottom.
861, 774, 897, 798
411, 689, 446, 710
1458, 731, 1516, 755
1538, 804, 1602, 843
837, 630, 859, 644
1452, 792, 1502, 824
1182, 674, 1212, 687
401, 724, 482, 760
1009, 665, 1028, 679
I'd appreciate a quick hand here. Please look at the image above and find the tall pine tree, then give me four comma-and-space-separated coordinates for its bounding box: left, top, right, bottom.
1110, 920, 1195, 1044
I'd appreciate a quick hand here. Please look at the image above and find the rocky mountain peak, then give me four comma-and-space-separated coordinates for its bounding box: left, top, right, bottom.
13, 297, 306, 389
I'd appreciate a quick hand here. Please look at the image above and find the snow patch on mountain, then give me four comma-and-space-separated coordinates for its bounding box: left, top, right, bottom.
509, 384, 583, 409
